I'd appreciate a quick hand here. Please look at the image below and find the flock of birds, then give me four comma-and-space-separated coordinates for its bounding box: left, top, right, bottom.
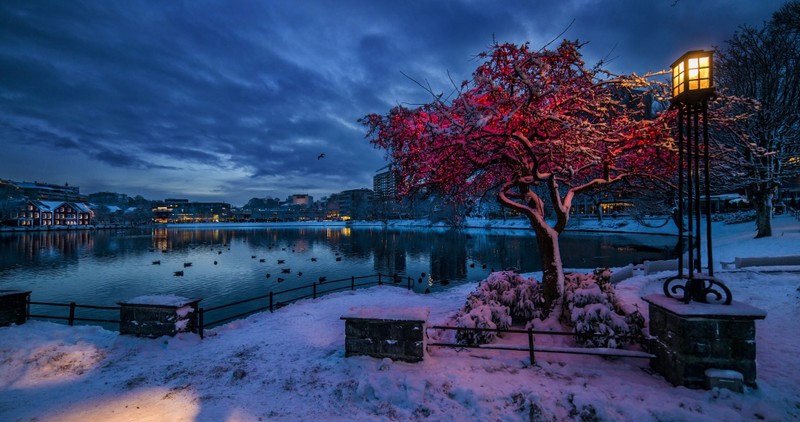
148, 237, 493, 288
150, 241, 348, 284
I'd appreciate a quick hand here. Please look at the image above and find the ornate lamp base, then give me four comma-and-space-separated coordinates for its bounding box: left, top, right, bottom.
663, 273, 732, 305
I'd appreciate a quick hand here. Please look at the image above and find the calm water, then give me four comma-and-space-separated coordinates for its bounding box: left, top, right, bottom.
0, 226, 677, 326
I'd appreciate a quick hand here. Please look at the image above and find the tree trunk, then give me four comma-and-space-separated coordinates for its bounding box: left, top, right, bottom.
532, 224, 564, 312
751, 186, 773, 238
754, 197, 772, 238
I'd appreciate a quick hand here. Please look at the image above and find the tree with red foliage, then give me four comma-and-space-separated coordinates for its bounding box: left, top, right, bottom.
362, 40, 674, 310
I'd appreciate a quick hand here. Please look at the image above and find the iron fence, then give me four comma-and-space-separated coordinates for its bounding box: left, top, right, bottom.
199, 273, 415, 337
20, 278, 656, 363
426, 325, 654, 364
21, 273, 416, 337
27, 300, 120, 326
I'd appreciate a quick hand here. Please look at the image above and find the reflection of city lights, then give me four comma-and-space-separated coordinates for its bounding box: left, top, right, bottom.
342, 227, 351, 237
293, 239, 310, 253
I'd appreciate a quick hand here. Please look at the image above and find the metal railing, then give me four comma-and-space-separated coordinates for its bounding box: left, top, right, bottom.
22, 273, 416, 337
20, 277, 655, 365
426, 325, 653, 364
199, 273, 415, 337
28, 300, 120, 326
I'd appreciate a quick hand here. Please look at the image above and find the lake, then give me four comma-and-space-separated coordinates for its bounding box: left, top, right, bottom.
0, 226, 677, 327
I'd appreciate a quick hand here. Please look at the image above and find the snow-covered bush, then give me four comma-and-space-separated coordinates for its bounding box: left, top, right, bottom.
561, 268, 644, 348
721, 210, 756, 225
473, 271, 545, 321
454, 271, 544, 344
454, 294, 508, 344
453, 269, 643, 348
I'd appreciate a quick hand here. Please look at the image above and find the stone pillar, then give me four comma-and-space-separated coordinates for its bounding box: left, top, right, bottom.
643, 294, 766, 389
0, 290, 31, 327
119, 296, 201, 338
341, 307, 429, 362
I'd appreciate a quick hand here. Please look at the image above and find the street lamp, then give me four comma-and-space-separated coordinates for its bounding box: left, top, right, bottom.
663, 49, 732, 305
671, 50, 714, 103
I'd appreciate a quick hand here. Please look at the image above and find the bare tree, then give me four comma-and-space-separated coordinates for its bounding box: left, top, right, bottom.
715, 1, 800, 237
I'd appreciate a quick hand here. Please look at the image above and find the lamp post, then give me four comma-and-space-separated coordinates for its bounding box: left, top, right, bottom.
663, 50, 732, 305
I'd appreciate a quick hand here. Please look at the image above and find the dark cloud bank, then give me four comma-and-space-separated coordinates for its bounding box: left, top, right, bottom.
0, 0, 783, 205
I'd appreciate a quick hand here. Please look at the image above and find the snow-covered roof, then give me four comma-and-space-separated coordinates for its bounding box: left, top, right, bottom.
37, 200, 64, 211
72, 203, 91, 213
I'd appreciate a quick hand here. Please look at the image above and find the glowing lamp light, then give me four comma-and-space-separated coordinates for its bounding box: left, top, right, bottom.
671, 50, 714, 104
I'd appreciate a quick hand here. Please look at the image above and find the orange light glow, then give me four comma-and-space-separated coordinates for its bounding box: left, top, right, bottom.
671, 50, 713, 103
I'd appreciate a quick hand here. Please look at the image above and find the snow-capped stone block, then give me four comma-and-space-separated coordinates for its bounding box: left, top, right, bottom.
119, 296, 201, 338
643, 294, 766, 389
705, 368, 744, 393
341, 307, 429, 362
734, 255, 800, 268
643, 259, 686, 276
341, 306, 429, 322
0, 290, 31, 327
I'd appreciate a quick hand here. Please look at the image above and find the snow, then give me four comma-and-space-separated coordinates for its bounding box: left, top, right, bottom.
123, 295, 197, 307
341, 306, 430, 322
0, 215, 799, 421
705, 369, 744, 381
175, 305, 195, 318
642, 294, 767, 319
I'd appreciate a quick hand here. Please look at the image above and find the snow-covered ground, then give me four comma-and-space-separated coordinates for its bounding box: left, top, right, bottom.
1, 216, 799, 421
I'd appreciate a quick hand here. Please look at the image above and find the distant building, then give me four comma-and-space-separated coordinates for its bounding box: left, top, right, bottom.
337, 188, 372, 220
5, 180, 93, 226
287, 194, 313, 207
373, 168, 398, 200
151, 199, 232, 223
373, 166, 401, 219
14, 181, 87, 202
13, 200, 92, 227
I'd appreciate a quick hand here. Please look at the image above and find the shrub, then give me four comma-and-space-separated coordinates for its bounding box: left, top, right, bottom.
454, 271, 543, 344
561, 268, 644, 348
454, 294, 509, 344
453, 269, 644, 349
721, 210, 756, 225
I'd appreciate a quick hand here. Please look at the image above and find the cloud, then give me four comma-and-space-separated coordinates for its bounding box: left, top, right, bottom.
0, 0, 787, 206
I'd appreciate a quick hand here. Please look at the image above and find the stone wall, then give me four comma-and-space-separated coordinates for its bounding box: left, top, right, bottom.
119, 297, 201, 338
342, 307, 429, 362
0, 290, 30, 327
644, 294, 766, 388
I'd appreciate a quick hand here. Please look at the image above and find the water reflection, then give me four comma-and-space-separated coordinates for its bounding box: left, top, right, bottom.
0, 227, 677, 323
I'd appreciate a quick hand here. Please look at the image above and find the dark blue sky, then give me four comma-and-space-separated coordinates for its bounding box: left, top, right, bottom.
0, 0, 783, 206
